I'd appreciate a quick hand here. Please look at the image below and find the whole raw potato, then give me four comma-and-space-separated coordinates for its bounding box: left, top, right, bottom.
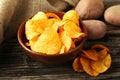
104, 5, 120, 26
75, 0, 104, 20
83, 20, 107, 40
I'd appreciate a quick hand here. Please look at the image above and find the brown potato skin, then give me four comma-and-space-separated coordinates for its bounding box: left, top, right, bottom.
104, 5, 120, 26
83, 20, 107, 40
75, 0, 104, 20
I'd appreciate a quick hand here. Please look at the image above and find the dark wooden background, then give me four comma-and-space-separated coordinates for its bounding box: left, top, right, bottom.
0, 0, 120, 80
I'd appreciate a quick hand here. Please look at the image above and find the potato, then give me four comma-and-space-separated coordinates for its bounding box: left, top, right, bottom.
104, 5, 120, 26
75, 0, 104, 20
83, 20, 107, 40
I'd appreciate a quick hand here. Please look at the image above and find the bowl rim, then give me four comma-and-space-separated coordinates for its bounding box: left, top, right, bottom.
17, 11, 87, 57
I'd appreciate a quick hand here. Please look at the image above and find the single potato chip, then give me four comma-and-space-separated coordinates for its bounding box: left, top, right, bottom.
91, 44, 109, 52
82, 49, 98, 61
25, 35, 39, 47
31, 11, 48, 20
45, 12, 61, 20
59, 31, 72, 52
73, 57, 84, 72
72, 33, 86, 43
47, 18, 59, 27
52, 20, 66, 32
80, 56, 99, 76
63, 10, 79, 25
98, 49, 108, 60
25, 19, 40, 40
103, 53, 112, 70
59, 45, 66, 54
29, 35, 39, 46
35, 19, 50, 33
91, 53, 111, 73
63, 21, 83, 38
31, 27, 62, 54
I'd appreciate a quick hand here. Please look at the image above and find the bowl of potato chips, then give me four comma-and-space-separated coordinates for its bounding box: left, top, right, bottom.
17, 10, 87, 64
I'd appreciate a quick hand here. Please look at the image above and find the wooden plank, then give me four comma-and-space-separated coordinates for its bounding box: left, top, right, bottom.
0, 0, 120, 79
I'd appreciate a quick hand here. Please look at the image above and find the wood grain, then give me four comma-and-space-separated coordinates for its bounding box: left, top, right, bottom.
0, 0, 120, 80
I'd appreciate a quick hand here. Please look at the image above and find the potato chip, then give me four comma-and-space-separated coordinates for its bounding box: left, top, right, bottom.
63, 21, 83, 38
72, 33, 86, 43
45, 12, 61, 20
29, 35, 39, 46
52, 20, 66, 32
25, 10, 86, 55
59, 31, 72, 52
31, 27, 62, 54
82, 49, 98, 61
47, 18, 59, 27
103, 53, 112, 70
35, 19, 50, 33
25, 20, 40, 40
25, 35, 39, 47
26, 18, 58, 40
80, 56, 99, 76
72, 44, 111, 76
52, 21, 62, 31
91, 53, 111, 73
73, 57, 84, 72
91, 44, 109, 52
59, 45, 66, 54
31, 11, 47, 20
63, 10, 79, 25
98, 49, 108, 60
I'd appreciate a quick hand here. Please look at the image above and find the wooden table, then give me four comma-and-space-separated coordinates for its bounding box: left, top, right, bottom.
0, 0, 120, 80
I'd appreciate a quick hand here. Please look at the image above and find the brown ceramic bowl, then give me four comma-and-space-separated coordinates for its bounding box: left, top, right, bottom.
17, 11, 87, 65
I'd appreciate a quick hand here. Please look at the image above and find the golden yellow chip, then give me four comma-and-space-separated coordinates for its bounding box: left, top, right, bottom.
25, 20, 40, 40
37, 18, 59, 33
91, 44, 109, 52
31, 11, 47, 20
25, 35, 39, 47
63, 10, 79, 25
72, 33, 86, 43
82, 49, 98, 61
45, 12, 61, 20
72, 57, 84, 72
26, 19, 53, 40
91, 53, 111, 73
47, 18, 59, 27
29, 35, 39, 46
59, 45, 66, 54
52, 21, 61, 31
35, 19, 50, 33
63, 21, 83, 38
80, 56, 99, 76
59, 31, 72, 52
104, 53, 112, 70
52, 20, 66, 32
31, 27, 62, 54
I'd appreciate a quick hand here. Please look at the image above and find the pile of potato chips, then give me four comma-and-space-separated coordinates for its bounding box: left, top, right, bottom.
72, 44, 112, 76
25, 10, 86, 54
